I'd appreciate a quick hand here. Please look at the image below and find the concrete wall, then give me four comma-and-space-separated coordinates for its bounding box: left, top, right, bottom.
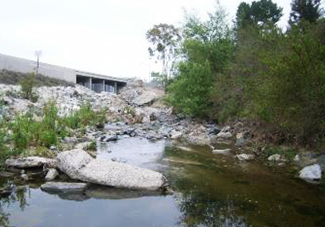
0, 53, 76, 83
0, 53, 127, 93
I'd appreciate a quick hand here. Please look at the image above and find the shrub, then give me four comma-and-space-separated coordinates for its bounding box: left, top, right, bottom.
62, 103, 107, 130
0, 122, 11, 168
248, 23, 325, 145
166, 61, 212, 117
86, 140, 97, 151
19, 73, 38, 102
39, 102, 58, 147
11, 102, 60, 149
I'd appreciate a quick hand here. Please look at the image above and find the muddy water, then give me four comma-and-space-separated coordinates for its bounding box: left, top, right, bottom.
0, 138, 325, 227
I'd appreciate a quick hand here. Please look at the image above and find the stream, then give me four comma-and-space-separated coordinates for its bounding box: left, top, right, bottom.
0, 137, 325, 227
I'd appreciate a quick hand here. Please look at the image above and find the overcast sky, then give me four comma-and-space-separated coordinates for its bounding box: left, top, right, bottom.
0, 0, 315, 81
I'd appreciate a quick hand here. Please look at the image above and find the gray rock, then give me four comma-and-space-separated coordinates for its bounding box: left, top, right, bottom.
21, 174, 29, 181
236, 154, 255, 161
216, 131, 233, 140
170, 130, 182, 139
100, 134, 118, 142
45, 169, 59, 181
212, 149, 231, 155
5, 157, 56, 169
56, 149, 166, 190
299, 164, 322, 181
63, 137, 78, 144
0, 171, 15, 178
41, 182, 88, 193
133, 91, 160, 106
50, 146, 57, 151
221, 126, 231, 133
268, 154, 285, 162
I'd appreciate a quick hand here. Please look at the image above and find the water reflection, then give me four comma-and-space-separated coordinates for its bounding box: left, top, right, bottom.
0, 181, 31, 227
0, 138, 324, 227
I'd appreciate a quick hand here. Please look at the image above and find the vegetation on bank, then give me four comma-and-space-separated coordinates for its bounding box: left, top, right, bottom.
0, 70, 74, 87
0, 101, 107, 169
147, 0, 325, 149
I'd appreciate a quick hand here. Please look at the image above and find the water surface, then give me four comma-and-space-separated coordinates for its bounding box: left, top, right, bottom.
1, 138, 324, 227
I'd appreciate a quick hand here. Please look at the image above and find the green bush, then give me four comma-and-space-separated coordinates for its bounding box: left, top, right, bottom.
19, 73, 38, 102
11, 102, 60, 149
0, 122, 11, 168
166, 61, 212, 117
86, 140, 97, 151
62, 103, 107, 130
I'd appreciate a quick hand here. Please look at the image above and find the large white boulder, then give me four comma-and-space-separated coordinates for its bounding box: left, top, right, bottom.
56, 149, 166, 190
299, 164, 322, 181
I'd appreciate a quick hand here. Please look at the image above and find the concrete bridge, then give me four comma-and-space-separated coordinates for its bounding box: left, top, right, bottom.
0, 53, 127, 94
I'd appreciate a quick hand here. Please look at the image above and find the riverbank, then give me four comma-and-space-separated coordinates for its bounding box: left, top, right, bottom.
0, 80, 324, 187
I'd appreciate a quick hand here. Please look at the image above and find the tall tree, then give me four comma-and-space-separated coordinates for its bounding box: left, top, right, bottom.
236, 0, 283, 29
146, 24, 182, 78
289, 0, 322, 25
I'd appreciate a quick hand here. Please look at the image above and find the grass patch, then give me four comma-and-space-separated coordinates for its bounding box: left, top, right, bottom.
263, 145, 298, 162
61, 103, 107, 130
86, 140, 97, 151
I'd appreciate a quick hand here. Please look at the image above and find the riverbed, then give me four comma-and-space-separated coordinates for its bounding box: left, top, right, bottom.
0, 137, 325, 227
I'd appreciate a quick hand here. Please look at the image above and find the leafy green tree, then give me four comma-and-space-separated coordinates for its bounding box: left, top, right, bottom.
166, 1, 234, 118
246, 22, 325, 145
166, 61, 212, 117
146, 24, 182, 78
289, 0, 322, 25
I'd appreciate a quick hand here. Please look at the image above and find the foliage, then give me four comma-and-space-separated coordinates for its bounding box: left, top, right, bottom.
167, 61, 212, 117
0, 69, 74, 87
62, 102, 107, 130
11, 102, 59, 149
86, 140, 97, 151
250, 23, 325, 145
289, 0, 322, 25
146, 24, 182, 77
150, 72, 168, 87
235, 0, 283, 29
166, 1, 234, 118
19, 73, 38, 102
0, 122, 11, 168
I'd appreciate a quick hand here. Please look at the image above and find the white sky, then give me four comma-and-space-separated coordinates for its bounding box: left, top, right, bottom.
0, 0, 310, 81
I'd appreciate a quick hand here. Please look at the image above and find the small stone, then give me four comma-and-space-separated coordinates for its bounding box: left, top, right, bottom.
294, 154, 300, 162
45, 169, 59, 181
216, 132, 233, 139
170, 130, 182, 139
63, 137, 78, 144
212, 149, 231, 155
50, 146, 57, 151
236, 154, 255, 161
21, 174, 29, 181
268, 154, 285, 162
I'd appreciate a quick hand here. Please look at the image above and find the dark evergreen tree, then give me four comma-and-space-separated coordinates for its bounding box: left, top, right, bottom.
289, 0, 322, 25
235, 0, 283, 29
